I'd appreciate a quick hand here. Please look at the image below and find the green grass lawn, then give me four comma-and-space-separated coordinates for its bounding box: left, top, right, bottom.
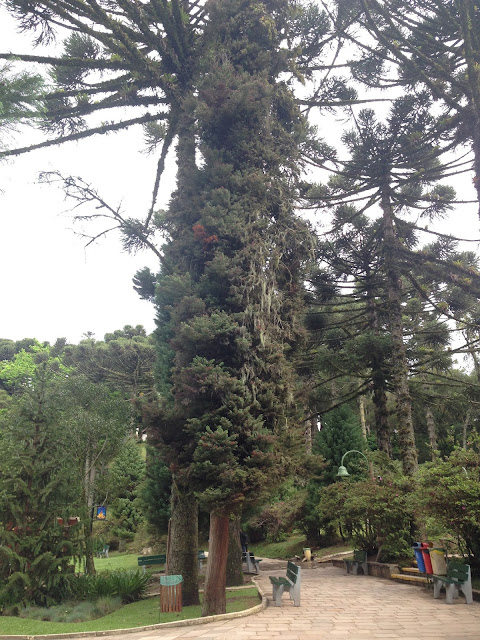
74, 551, 159, 574
249, 534, 350, 560
1, 588, 260, 635
94, 552, 145, 572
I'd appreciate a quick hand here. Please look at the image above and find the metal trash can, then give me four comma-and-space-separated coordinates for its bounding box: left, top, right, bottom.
420, 543, 433, 574
430, 548, 447, 575
304, 548, 312, 561
412, 542, 426, 572
160, 575, 183, 612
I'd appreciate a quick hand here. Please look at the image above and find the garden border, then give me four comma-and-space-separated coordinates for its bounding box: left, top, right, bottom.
1, 583, 267, 640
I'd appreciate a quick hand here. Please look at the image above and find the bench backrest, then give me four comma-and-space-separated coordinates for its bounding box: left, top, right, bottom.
353, 550, 367, 563
137, 554, 166, 566
286, 561, 300, 584
447, 561, 470, 582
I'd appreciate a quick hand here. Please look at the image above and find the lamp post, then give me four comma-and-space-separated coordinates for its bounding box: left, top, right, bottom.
336, 450, 375, 480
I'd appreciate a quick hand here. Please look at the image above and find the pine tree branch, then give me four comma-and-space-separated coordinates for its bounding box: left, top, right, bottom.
0, 112, 168, 158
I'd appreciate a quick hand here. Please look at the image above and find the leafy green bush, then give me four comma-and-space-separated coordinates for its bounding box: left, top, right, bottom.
413, 440, 480, 572
316, 456, 413, 562
66, 570, 148, 604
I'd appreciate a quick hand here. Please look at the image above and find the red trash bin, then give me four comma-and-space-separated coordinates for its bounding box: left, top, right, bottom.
420, 543, 433, 574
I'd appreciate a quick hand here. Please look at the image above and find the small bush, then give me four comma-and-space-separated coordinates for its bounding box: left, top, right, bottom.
413, 440, 480, 572
316, 456, 413, 562
93, 596, 122, 617
67, 570, 148, 604
19, 596, 122, 622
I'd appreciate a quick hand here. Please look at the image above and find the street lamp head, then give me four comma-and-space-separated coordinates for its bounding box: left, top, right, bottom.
336, 465, 350, 478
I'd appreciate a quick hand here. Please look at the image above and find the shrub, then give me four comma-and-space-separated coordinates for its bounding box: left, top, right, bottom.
67, 570, 148, 604
19, 597, 122, 622
316, 456, 413, 562
413, 440, 480, 572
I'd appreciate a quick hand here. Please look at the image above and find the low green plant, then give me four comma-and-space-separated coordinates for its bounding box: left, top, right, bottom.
20, 597, 122, 623
66, 570, 148, 603
1, 587, 259, 634
316, 456, 413, 562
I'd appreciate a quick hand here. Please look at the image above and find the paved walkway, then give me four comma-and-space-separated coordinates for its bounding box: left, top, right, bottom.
96, 562, 480, 640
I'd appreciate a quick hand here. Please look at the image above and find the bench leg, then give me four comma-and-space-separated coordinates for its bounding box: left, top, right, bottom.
445, 584, 456, 604
272, 584, 286, 607
290, 587, 300, 607
433, 578, 443, 599
461, 583, 474, 605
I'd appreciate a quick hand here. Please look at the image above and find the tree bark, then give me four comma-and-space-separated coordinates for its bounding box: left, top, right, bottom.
463, 407, 472, 449
358, 395, 369, 439
304, 418, 314, 454
168, 481, 200, 606
202, 511, 230, 616
425, 406, 438, 459
84, 452, 96, 575
381, 191, 418, 474
225, 514, 243, 587
365, 270, 391, 455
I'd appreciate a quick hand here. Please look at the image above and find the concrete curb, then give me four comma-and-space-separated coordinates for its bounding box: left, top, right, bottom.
3, 583, 267, 640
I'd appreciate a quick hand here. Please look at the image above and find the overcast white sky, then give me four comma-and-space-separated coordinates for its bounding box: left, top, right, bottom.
1, 6, 480, 348
0, 9, 174, 344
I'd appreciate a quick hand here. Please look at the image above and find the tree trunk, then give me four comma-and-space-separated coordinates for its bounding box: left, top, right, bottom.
202, 511, 230, 617
425, 406, 438, 459
381, 191, 418, 474
358, 395, 369, 439
463, 407, 472, 449
84, 453, 96, 575
304, 418, 313, 454
226, 514, 243, 587
365, 270, 391, 456
168, 481, 200, 606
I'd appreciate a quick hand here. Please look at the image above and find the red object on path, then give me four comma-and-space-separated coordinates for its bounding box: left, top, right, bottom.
421, 543, 433, 574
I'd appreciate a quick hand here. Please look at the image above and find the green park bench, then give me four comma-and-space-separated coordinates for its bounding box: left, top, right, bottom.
138, 551, 207, 573
96, 545, 109, 558
269, 561, 301, 607
344, 550, 368, 575
432, 561, 473, 604
137, 553, 166, 574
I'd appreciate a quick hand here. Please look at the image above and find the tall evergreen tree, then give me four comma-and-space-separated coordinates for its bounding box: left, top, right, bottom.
0, 351, 80, 606
0, 0, 345, 614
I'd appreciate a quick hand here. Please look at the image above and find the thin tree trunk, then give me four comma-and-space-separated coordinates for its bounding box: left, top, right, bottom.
168, 481, 200, 606
425, 406, 438, 459
304, 418, 313, 454
84, 453, 96, 575
358, 395, 369, 439
226, 514, 243, 587
365, 270, 391, 455
463, 407, 472, 449
381, 191, 418, 474
202, 511, 230, 616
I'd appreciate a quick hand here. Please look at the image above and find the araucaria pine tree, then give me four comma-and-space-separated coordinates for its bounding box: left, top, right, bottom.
152, 1, 319, 615
0, 357, 80, 607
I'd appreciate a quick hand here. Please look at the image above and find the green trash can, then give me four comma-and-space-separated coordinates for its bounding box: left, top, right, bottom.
430, 548, 447, 575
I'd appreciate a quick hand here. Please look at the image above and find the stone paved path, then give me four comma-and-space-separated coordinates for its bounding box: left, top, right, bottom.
95, 562, 480, 640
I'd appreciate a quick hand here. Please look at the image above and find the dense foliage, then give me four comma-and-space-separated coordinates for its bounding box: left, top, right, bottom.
2, 0, 480, 612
